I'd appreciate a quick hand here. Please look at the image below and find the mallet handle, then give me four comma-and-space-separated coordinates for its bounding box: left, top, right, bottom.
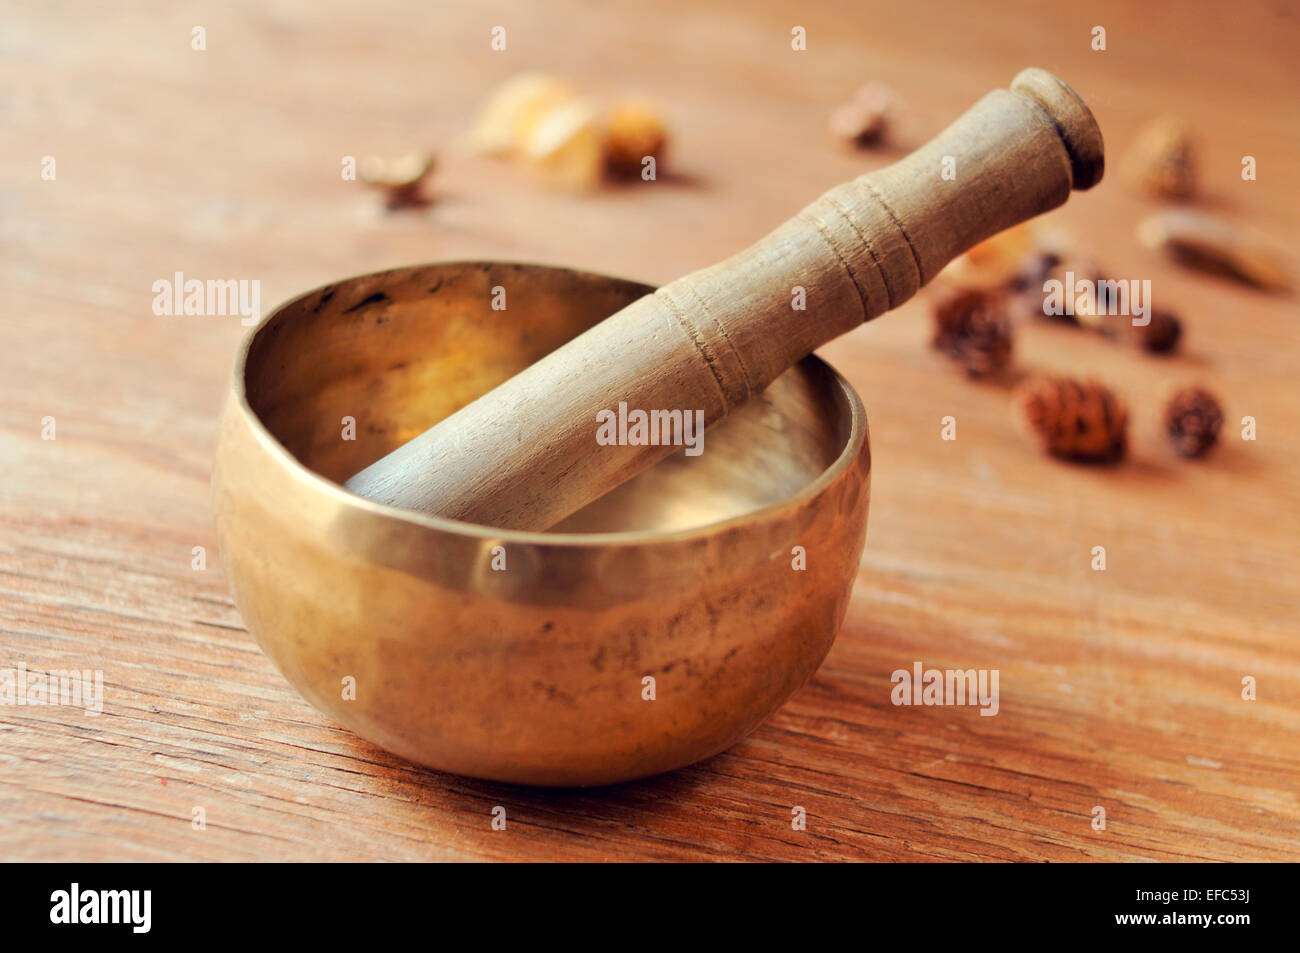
346, 69, 1103, 529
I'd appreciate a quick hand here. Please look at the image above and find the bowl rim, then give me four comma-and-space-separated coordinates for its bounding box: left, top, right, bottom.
229, 260, 869, 548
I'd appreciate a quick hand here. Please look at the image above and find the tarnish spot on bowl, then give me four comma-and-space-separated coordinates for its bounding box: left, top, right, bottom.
342, 291, 391, 313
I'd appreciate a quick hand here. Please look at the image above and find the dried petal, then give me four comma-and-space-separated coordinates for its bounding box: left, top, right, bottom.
1123, 117, 1197, 199
464, 73, 579, 156
522, 99, 604, 190
829, 83, 894, 146
1138, 210, 1292, 292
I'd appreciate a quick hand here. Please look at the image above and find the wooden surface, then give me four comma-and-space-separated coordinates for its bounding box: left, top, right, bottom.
3, 0, 1298, 861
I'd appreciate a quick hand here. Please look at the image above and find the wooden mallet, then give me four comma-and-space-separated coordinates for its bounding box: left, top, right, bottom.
345, 68, 1104, 530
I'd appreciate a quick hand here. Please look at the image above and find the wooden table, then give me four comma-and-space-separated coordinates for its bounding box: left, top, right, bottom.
3, 0, 1297, 861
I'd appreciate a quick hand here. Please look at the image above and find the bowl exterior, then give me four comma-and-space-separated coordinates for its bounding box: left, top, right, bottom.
214, 265, 870, 786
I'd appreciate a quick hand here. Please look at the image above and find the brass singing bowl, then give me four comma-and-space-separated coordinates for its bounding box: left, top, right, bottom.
213, 261, 871, 786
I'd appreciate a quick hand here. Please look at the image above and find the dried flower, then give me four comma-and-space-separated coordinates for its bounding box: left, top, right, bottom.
829, 83, 895, 147
1165, 387, 1223, 458
1123, 116, 1196, 199
358, 153, 435, 209
930, 286, 1013, 377
605, 101, 669, 178
1016, 377, 1128, 463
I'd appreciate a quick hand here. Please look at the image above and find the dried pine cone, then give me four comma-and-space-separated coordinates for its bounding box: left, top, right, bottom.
1132, 308, 1182, 353
1016, 377, 1128, 463
1165, 386, 1223, 458
930, 286, 1013, 377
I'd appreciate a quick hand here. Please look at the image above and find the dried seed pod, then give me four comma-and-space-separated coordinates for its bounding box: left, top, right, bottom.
1123, 116, 1196, 199
1131, 308, 1182, 353
521, 99, 604, 190
829, 82, 895, 147
930, 286, 1014, 377
1138, 210, 1293, 292
1072, 294, 1125, 337
1165, 386, 1223, 458
605, 100, 669, 178
1007, 250, 1062, 295
1016, 376, 1128, 463
1004, 250, 1060, 319
1039, 256, 1106, 324
358, 153, 435, 209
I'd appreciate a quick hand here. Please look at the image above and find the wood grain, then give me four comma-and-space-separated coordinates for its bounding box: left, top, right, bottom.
2, 0, 1298, 861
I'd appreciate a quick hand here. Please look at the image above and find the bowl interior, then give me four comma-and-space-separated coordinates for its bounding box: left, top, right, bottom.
244, 262, 855, 534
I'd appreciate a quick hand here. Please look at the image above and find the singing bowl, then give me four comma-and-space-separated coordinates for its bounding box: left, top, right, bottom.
213, 261, 871, 786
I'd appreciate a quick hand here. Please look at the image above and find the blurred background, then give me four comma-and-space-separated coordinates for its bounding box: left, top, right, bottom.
2, 0, 1298, 860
